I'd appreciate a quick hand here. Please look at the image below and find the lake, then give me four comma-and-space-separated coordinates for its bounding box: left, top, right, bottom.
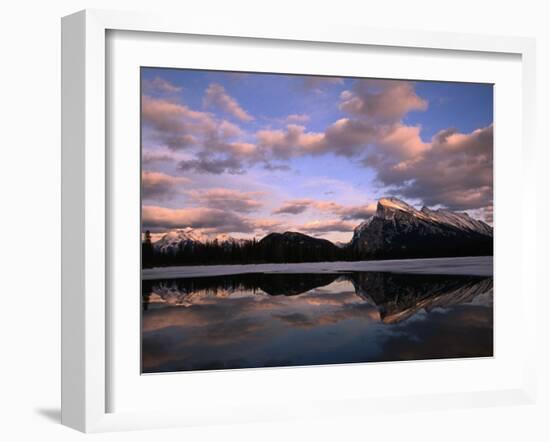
141, 267, 493, 373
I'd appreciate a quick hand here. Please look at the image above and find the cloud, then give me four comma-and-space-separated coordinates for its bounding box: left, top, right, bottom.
250, 219, 286, 233
256, 124, 325, 159
302, 76, 344, 94
142, 151, 175, 165
142, 76, 182, 95
142, 205, 287, 235
141, 77, 492, 218
273, 199, 312, 215
142, 205, 253, 233
203, 83, 254, 122
272, 302, 378, 329
285, 114, 310, 123
299, 219, 357, 233
339, 79, 428, 122
143, 94, 256, 174
142, 95, 217, 149
218, 120, 243, 138
337, 204, 377, 220
262, 162, 292, 172
375, 124, 430, 158
372, 125, 493, 212
256, 119, 423, 160
185, 188, 264, 213
273, 199, 376, 220
323, 118, 379, 156
178, 155, 245, 175
142, 171, 190, 200
142, 83, 428, 173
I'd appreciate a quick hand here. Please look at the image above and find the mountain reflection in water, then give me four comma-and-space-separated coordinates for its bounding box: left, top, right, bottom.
142, 271, 493, 373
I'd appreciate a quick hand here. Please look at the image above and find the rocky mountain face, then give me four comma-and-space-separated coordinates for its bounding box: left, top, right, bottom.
350, 197, 493, 259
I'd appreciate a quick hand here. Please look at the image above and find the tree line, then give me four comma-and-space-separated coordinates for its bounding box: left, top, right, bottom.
141, 229, 494, 268
142, 232, 349, 268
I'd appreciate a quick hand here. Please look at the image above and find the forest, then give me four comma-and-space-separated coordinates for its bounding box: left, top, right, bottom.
141, 233, 348, 268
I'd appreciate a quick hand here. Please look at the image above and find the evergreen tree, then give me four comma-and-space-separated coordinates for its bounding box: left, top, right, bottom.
142, 230, 154, 268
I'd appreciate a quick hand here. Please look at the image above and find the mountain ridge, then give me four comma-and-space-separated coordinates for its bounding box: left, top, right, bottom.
153, 228, 247, 254
144, 197, 493, 266
350, 197, 492, 259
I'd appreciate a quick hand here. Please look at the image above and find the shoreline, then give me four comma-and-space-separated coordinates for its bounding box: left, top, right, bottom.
142, 255, 493, 280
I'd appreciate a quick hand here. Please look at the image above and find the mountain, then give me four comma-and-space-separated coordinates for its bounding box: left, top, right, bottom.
258, 231, 342, 263
145, 197, 493, 267
153, 229, 205, 253
350, 271, 493, 324
153, 228, 246, 254
350, 197, 493, 259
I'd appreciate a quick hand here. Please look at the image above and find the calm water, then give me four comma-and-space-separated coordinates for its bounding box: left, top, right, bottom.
141, 271, 493, 373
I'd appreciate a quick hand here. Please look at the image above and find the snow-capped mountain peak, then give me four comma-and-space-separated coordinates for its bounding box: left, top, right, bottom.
374, 197, 492, 235
351, 197, 493, 259
378, 197, 417, 213
153, 228, 206, 253
420, 207, 493, 236
376, 197, 429, 221
153, 228, 246, 253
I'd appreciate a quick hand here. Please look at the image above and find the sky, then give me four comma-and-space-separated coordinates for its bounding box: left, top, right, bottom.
141, 67, 493, 243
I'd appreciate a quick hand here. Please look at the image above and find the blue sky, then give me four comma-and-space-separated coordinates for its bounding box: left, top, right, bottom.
141, 67, 493, 242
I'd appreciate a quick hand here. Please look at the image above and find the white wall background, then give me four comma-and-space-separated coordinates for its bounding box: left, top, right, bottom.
0, 1, 547, 441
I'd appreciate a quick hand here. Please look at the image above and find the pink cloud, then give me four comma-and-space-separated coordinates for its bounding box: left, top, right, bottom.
185, 188, 264, 213
142, 205, 290, 235
142, 76, 182, 95
252, 220, 288, 235
256, 125, 325, 159
142, 171, 190, 200
143, 82, 431, 176
374, 125, 493, 213
142, 95, 255, 173
141, 77, 491, 218
299, 219, 357, 233
273, 199, 376, 220
218, 120, 243, 138
285, 114, 310, 123
376, 124, 430, 159
142, 95, 216, 149
339, 79, 428, 122
142, 96, 212, 127
203, 83, 254, 122
142, 205, 253, 233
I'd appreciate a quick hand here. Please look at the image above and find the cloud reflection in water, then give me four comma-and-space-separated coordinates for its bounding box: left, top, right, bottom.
142, 272, 493, 373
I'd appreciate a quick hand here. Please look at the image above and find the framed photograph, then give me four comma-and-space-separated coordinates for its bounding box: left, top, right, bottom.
140, 67, 496, 374
61, 9, 538, 432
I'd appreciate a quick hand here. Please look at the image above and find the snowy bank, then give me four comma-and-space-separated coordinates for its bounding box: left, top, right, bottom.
142, 256, 493, 280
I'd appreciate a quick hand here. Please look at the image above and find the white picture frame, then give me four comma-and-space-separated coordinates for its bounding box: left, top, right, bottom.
61, 9, 538, 433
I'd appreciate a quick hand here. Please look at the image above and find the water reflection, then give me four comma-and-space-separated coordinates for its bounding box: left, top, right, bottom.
142, 271, 493, 373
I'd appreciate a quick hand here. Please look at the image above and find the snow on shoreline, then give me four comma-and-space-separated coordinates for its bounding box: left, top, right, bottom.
142, 256, 493, 280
